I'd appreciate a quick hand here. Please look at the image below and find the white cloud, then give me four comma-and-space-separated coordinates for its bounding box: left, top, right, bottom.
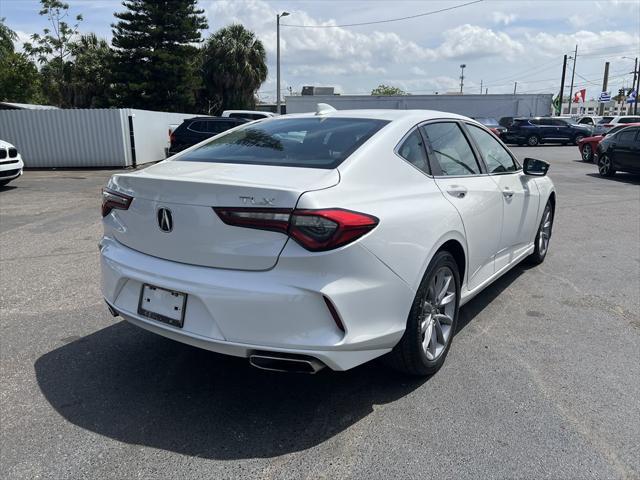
492, 12, 517, 26
434, 24, 524, 60
527, 30, 640, 56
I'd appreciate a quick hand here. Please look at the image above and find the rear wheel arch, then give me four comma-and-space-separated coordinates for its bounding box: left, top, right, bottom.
437, 240, 466, 286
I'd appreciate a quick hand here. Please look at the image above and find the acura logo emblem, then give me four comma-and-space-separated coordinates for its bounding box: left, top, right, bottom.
157, 208, 173, 232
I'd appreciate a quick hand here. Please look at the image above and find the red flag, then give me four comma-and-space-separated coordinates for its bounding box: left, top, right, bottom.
573, 89, 586, 103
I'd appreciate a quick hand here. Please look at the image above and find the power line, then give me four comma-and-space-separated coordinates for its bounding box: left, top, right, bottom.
281, 0, 483, 28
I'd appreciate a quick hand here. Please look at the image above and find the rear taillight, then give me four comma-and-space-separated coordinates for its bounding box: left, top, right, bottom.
213, 207, 379, 252
102, 187, 133, 217
169, 131, 176, 143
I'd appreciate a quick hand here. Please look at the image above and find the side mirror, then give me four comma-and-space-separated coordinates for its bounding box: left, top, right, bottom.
523, 157, 550, 176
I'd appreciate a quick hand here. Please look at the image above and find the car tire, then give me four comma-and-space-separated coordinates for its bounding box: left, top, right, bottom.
527, 200, 554, 265
573, 134, 585, 145
386, 251, 460, 376
526, 135, 540, 146
581, 144, 593, 162
598, 154, 616, 177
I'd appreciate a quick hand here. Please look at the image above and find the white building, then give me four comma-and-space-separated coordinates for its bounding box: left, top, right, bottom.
561, 99, 637, 116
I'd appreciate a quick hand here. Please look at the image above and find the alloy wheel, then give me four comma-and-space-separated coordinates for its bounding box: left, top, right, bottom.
582, 144, 592, 161
574, 135, 584, 145
420, 266, 456, 361
538, 205, 552, 256
527, 135, 539, 146
599, 155, 611, 175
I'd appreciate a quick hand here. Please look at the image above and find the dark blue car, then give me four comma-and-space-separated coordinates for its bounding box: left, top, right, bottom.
504, 117, 592, 146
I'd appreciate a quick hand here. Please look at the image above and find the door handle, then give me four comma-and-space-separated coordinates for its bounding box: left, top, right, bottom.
502, 187, 514, 198
446, 185, 467, 199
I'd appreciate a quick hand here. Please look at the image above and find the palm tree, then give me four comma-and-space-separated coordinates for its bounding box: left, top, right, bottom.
200, 24, 268, 113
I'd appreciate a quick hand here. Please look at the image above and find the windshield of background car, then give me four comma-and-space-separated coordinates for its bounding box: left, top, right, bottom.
177, 117, 389, 169
597, 117, 614, 124
475, 118, 499, 127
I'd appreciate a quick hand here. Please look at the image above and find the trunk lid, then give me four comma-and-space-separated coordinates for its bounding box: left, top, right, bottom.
107, 161, 339, 270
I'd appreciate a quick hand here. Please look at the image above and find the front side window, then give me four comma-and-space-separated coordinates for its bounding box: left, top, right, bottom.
467, 125, 518, 174
178, 117, 389, 169
421, 122, 480, 176
397, 129, 429, 174
616, 128, 639, 143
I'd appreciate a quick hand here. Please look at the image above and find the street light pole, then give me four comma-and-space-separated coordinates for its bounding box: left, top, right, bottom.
567, 44, 578, 116
459, 64, 466, 94
276, 12, 289, 114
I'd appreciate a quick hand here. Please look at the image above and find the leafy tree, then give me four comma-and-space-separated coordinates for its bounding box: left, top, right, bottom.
1, 17, 17, 55
110, 0, 208, 112
0, 18, 44, 103
199, 24, 268, 114
23, 0, 83, 107
69, 33, 112, 107
371, 84, 407, 96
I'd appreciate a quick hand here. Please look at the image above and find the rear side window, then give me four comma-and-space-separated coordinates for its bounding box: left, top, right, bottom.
421, 122, 480, 176
466, 125, 518, 173
187, 121, 208, 133
619, 117, 640, 124
598, 117, 614, 124
177, 117, 389, 169
617, 128, 638, 142
397, 129, 429, 174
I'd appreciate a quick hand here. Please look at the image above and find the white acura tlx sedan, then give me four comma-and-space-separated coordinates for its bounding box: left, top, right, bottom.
101, 106, 555, 376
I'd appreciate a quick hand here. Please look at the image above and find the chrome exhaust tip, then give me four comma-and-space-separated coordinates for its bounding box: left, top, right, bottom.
249, 353, 325, 374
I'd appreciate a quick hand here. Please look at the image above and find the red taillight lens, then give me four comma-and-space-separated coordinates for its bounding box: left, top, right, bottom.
102, 187, 133, 217
213, 207, 378, 252
169, 131, 176, 143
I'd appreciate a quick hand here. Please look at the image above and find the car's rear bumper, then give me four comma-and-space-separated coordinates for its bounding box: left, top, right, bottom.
100, 237, 413, 370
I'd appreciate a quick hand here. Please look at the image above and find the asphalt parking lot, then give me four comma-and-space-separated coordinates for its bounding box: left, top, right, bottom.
1, 146, 639, 479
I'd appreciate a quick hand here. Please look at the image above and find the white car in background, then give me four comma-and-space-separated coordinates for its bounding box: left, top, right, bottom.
0, 140, 24, 187
100, 107, 555, 377
221, 110, 278, 120
593, 115, 640, 135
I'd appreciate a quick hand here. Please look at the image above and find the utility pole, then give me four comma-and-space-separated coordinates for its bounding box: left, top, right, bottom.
459, 64, 466, 94
513, 81, 517, 95
567, 44, 578, 116
633, 57, 639, 114
276, 11, 290, 114
598, 62, 610, 116
485, 88, 488, 95
558, 54, 568, 115
480, 80, 483, 94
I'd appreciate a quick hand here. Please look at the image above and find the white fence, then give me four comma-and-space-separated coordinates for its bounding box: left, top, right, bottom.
0, 108, 194, 168
285, 94, 553, 119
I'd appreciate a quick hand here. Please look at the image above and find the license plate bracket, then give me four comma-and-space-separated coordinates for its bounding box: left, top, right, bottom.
137, 284, 187, 328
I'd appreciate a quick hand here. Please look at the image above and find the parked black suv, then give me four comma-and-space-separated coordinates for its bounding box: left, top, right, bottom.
503, 117, 592, 146
168, 117, 249, 156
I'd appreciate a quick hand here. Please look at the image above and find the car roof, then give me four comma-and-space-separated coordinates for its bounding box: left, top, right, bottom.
185, 116, 245, 122
282, 109, 471, 123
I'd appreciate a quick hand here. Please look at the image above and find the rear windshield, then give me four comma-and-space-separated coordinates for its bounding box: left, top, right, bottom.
512, 119, 530, 127
597, 117, 614, 124
177, 117, 389, 168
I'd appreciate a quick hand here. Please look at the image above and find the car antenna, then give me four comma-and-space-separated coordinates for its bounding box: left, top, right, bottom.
316, 103, 336, 115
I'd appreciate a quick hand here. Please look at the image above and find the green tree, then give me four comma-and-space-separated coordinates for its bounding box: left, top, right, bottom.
69, 33, 112, 107
110, 0, 208, 112
23, 0, 83, 107
199, 24, 268, 114
0, 18, 43, 103
371, 84, 407, 96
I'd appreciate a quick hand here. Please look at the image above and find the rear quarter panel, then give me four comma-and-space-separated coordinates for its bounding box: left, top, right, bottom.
296, 119, 467, 293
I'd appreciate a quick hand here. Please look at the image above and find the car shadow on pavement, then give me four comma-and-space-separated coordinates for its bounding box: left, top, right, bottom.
585, 172, 640, 185
34, 265, 529, 460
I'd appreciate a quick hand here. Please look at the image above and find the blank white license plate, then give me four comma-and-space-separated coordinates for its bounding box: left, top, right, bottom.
138, 284, 187, 328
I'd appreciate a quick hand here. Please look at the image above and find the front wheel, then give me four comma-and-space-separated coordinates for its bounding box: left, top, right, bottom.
573, 134, 585, 145
581, 144, 593, 162
527, 201, 553, 265
386, 251, 460, 376
598, 154, 615, 177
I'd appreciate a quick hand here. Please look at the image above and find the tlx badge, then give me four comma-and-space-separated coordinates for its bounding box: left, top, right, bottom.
239, 196, 276, 206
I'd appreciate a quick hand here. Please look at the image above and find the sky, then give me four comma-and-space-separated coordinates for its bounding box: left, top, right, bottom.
2, 0, 639, 102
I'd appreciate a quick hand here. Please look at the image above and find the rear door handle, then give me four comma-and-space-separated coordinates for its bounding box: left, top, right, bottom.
446, 185, 467, 199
